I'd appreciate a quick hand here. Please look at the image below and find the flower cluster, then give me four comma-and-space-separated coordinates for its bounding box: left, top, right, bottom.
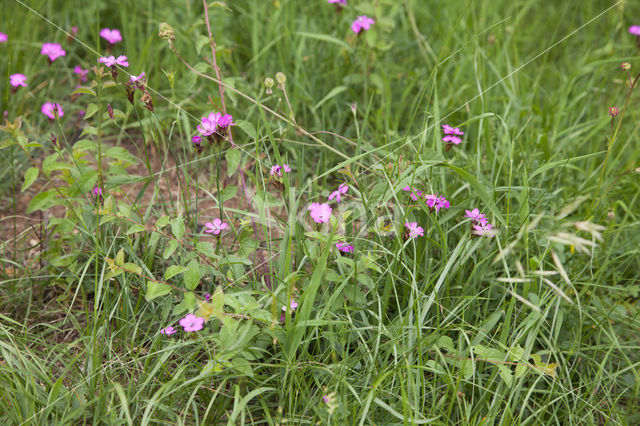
402, 186, 450, 212
270, 164, 292, 177
465, 208, 494, 238
197, 112, 235, 144
41, 42, 66, 63
442, 124, 464, 146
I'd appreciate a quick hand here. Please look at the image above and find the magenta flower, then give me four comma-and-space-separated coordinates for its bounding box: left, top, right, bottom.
442, 135, 462, 145
197, 112, 221, 136
283, 164, 291, 173
204, 218, 228, 235
424, 194, 450, 212
281, 299, 298, 312
405, 222, 424, 238
9, 74, 27, 88
0, 32, 7, 43
336, 242, 354, 253
130, 72, 146, 84
328, 0, 347, 4
100, 28, 122, 44
217, 113, 234, 128
465, 208, 487, 225
93, 187, 103, 197
192, 135, 202, 145
442, 124, 464, 135
179, 314, 204, 332
270, 164, 292, 177
329, 183, 348, 203
472, 222, 495, 238
323, 395, 330, 404
41, 43, 66, 62
73, 65, 89, 82
160, 326, 177, 335
98, 55, 129, 67
308, 202, 332, 223
402, 186, 423, 201
629, 26, 640, 36
41, 102, 64, 120
351, 15, 375, 34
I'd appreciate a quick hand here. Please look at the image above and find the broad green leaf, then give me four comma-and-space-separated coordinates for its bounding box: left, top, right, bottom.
22, 167, 38, 192
26, 190, 61, 213
126, 224, 147, 235
196, 34, 209, 55
183, 259, 201, 290
145, 281, 171, 301
164, 265, 187, 280
225, 149, 241, 177
163, 240, 179, 259
171, 215, 185, 240
234, 119, 257, 140
115, 248, 125, 266
84, 103, 98, 119
195, 241, 217, 258
71, 87, 97, 97
105, 146, 138, 164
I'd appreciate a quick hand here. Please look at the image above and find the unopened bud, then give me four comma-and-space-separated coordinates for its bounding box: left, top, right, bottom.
107, 104, 114, 119
609, 106, 619, 117
621, 62, 631, 71
158, 23, 175, 41
275, 72, 286, 85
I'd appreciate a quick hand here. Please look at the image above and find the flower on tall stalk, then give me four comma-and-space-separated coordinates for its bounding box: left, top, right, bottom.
100, 28, 122, 44
204, 218, 228, 235
41, 102, 64, 120
472, 222, 494, 238
179, 314, 204, 332
160, 326, 177, 335
336, 242, 354, 253
73, 65, 89, 82
98, 55, 129, 68
351, 15, 375, 34
329, 183, 349, 203
281, 299, 298, 312
405, 222, 424, 238
442, 124, 464, 147
270, 164, 292, 177
9, 73, 27, 88
464, 208, 487, 225
425, 194, 450, 212
308, 202, 332, 223
41, 43, 66, 62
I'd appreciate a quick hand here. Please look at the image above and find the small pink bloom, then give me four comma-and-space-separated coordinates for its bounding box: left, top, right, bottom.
405, 222, 424, 238
442, 124, 464, 135
192, 135, 202, 145
351, 15, 375, 34
160, 326, 177, 335
323, 395, 330, 404
472, 222, 495, 238
179, 314, 204, 332
465, 208, 487, 224
100, 28, 122, 44
0, 32, 7, 43
204, 218, 228, 235
93, 187, 103, 197
217, 113, 234, 128
73, 65, 89, 82
336, 242, 354, 253
197, 112, 221, 136
270, 165, 282, 176
71, 26, 78, 36
308, 202, 332, 223
442, 135, 462, 145
130, 72, 146, 83
98, 55, 129, 67
41, 102, 64, 119
328, 182, 348, 203
41, 43, 66, 62
282, 164, 291, 173
282, 299, 298, 312
435, 196, 450, 211
629, 26, 640, 36
9, 73, 27, 88
328, 0, 347, 4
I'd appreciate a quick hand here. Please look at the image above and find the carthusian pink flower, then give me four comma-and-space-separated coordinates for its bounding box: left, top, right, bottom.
308, 202, 332, 223
41, 102, 64, 119
41, 43, 66, 62
402, 186, 423, 201
0, 32, 7, 43
329, 183, 348, 203
217, 113, 234, 128
328, 0, 347, 4
424, 194, 450, 212
197, 112, 221, 136
100, 28, 122, 44
351, 15, 375, 34
130, 72, 146, 84
204, 218, 228, 235
465, 208, 487, 225
10, 73, 27, 88
442, 124, 464, 135
160, 326, 177, 335
73, 65, 89, 82
192, 135, 202, 145
281, 299, 298, 312
405, 222, 424, 238
629, 26, 640, 36
472, 222, 495, 238
336, 242, 354, 253
98, 55, 129, 67
93, 187, 103, 197
179, 314, 204, 332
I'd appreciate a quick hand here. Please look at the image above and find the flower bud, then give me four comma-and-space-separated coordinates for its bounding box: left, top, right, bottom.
621, 62, 631, 71
275, 72, 286, 85
609, 106, 619, 117
158, 23, 175, 41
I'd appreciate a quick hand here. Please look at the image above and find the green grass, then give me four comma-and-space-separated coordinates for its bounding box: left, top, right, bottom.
1, 0, 639, 424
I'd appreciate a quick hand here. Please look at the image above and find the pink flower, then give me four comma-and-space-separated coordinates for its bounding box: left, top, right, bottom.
442, 135, 462, 145
197, 112, 221, 136
100, 28, 122, 44
0, 32, 7, 43
98, 55, 129, 67
179, 314, 204, 332
283, 164, 291, 173
329, 183, 348, 203
442, 124, 464, 135
281, 299, 298, 312
9, 73, 27, 88
323, 395, 330, 404
402, 186, 423, 201
629, 26, 640, 36
336, 242, 354, 253
93, 187, 103, 197
204, 218, 228, 235
41, 43, 66, 62
424, 194, 450, 212
160, 326, 177, 335
270, 164, 292, 177
405, 222, 424, 238
351, 15, 375, 34
217, 113, 234, 128
73, 65, 89, 82
465, 208, 487, 225
328, 0, 347, 4
308, 202, 332, 223
41, 102, 64, 119
472, 222, 495, 238
192, 135, 202, 145
130, 72, 146, 83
